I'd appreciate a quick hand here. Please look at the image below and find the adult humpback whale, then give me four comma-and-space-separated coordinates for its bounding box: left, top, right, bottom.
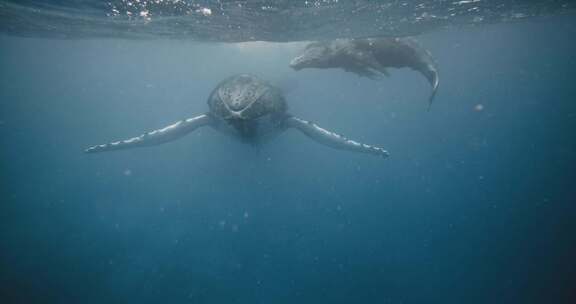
85, 74, 389, 157
290, 37, 439, 108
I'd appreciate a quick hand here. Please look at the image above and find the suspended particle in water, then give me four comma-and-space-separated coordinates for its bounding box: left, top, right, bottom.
139, 10, 151, 21
196, 7, 212, 16
123, 169, 132, 176
474, 104, 484, 112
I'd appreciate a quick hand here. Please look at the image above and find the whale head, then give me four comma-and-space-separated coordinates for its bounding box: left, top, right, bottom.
289, 42, 334, 70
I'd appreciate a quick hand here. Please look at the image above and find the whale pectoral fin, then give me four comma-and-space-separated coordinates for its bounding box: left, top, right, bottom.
341, 48, 389, 79
362, 56, 390, 77
84, 114, 213, 153
343, 64, 381, 79
285, 116, 389, 158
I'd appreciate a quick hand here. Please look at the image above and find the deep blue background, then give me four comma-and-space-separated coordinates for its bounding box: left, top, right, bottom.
1, 19, 575, 303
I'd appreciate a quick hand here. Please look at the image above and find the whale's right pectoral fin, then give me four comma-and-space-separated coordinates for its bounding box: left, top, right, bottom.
84, 114, 213, 153
285, 116, 389, 158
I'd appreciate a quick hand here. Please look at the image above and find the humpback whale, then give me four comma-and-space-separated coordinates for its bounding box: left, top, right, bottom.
290, 37, 439, 108
85, 74, 389, 158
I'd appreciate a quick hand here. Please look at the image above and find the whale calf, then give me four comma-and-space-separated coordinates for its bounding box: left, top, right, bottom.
290, 37, 439, 108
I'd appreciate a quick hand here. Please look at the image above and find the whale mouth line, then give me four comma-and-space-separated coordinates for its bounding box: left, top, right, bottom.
229, 102, 247, 111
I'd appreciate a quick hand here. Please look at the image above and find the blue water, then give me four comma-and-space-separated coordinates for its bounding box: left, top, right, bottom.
1, 13, 576, 304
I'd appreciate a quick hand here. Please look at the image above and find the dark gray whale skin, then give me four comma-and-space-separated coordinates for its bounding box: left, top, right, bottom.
290, 37, 439, 109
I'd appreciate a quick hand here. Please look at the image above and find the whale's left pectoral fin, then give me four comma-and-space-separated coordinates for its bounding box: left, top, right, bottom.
84, 114, 213, 153
285, 116, 389, 158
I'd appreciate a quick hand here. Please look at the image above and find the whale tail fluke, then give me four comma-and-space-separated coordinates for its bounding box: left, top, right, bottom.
398, 37, 439, 109
423, 64, 439, 110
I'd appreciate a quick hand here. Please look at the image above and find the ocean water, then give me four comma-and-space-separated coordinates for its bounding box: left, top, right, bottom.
1, 1, 576, 304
